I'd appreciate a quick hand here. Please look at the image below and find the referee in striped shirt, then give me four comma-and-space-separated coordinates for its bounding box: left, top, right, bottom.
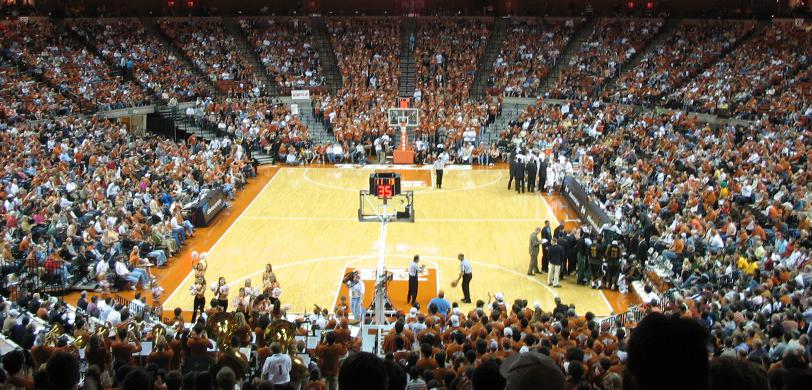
407, 255, 421, 305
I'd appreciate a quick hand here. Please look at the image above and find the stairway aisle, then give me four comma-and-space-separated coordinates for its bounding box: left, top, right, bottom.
602, 18, 680, 96
398, 17, 417, 98
482, 103, 528, 145
140, 17, 218, 99
539, 18, 597, 96
223, 17, 277, 97
470, 17, 508, 99
293, 99, 333, 145
310, 16, 343, 95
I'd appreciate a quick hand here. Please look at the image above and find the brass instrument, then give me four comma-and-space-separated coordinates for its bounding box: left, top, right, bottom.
152, 323, 167, 339
94, 322, 112, 338
126, 321, 141, 341
73, 334, 88, 350
207, 312, 235, 351
264, 319, 297, 354
44, 323, 64, 347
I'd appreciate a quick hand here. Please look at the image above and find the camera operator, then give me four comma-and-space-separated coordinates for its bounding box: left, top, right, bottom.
345, 272, 365, 323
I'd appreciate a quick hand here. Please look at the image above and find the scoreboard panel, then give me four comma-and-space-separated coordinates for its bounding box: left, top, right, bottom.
369, 172, 401, 199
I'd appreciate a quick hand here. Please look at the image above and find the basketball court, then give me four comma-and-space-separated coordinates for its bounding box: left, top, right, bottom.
162, 166, 615, 317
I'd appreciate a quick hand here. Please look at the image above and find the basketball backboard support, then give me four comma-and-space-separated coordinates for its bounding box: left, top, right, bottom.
358, 191, 415, 223
387, 108, 420, 127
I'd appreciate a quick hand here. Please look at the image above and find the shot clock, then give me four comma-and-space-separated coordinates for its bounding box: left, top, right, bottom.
369, 172, 401, 199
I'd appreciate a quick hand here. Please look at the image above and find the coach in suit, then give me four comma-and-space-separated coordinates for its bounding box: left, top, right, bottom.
528, 227, 542, 275
514, 152, 526, 194
541, 220, 552, 272
539, 157, 548, 193
547, 238, 564, 287
507, 149, 517, 190
526, 156, 537, 193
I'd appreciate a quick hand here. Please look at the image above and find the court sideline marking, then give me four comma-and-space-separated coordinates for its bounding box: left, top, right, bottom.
164, 168, 284, 305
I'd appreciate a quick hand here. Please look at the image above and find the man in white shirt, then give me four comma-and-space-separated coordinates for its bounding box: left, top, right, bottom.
98, 297, 113, 322
114, 256, 149, 290
106, 305, 122, 326
433, 149, 449, 189
262, 342, 292, 386
348, 272, 365, 322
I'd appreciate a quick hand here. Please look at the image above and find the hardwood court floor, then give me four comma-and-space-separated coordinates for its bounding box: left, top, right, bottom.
162, 166, 616, 316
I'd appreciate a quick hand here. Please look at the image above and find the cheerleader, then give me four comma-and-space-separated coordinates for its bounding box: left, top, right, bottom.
192, 251, 208, 286
233, 287, 251, 314
262, 263, 279, 294
212, 276, 230, 311
243, 279, 259, 300
190, 279, 206, 323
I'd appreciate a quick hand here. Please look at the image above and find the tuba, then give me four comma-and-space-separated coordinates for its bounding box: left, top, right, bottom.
207, 312, 235, 351
264, 319, 297, 354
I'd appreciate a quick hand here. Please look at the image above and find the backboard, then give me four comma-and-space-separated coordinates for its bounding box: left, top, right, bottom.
358, 191, 415, 223
387, 108, 420, 127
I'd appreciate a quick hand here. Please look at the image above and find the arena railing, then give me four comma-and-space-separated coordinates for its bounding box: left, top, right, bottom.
596, 288, 679, 331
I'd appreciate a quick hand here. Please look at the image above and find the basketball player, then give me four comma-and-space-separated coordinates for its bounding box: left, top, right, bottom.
434, 148, 449, 189
452, 253, 473, 303
407, 255, 423, 305
604, 240, 622, 290
588, 234, 604, 289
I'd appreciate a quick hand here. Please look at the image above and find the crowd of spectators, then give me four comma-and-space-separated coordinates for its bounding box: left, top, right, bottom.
315, 17, 401, 150
411, 18, 496, 154
667, 21, 811, 120
0, 57, 78, 123
2, 252, 811, 390
0, 14, 812, 390
546, 18, 663, 100
67, 18, 212, 102
0, 20, 149, 112
488, 18, 583, 98
0, 116, 254, 294
159, 19, 264, 97
603, 20, 755, 107
415, 18, 491, 100
240, 17, 325, 94
186, 97, 319, 166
